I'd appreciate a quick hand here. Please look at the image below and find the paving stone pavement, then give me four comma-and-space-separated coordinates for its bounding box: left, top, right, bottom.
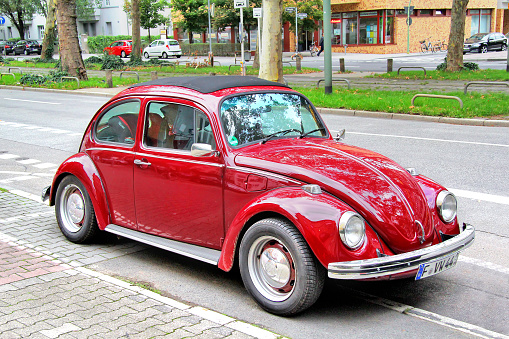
0, 191, 282, 339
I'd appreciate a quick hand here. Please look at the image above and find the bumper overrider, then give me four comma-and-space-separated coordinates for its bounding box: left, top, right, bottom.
328, 224, 475, 280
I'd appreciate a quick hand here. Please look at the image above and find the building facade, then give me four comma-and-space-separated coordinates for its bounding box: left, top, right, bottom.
327, 0, 503, 54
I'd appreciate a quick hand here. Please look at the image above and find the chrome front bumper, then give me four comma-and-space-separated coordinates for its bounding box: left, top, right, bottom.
328, 224, 475, 280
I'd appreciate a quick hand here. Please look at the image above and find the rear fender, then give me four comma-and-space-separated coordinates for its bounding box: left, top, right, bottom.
50, 153, 110, 230
218, 187, 384, 272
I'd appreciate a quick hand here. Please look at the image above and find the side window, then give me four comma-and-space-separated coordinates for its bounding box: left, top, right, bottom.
144, 102, 215, 151
95, 101, 140, 145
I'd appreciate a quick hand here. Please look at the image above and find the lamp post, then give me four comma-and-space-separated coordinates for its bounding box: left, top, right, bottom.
323, 0, 332, 94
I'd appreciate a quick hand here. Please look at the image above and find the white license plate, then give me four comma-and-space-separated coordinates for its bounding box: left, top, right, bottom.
415, 252, 459, 280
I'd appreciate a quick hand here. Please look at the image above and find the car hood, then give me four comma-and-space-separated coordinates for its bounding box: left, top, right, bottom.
464, 37, 484, 44
234, 139, 434, 253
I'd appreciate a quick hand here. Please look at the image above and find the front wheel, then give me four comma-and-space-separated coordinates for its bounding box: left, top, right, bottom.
24, 49, 29, 55
239, 218, 325, 316
55, 175, 99, 243
502, 44, 507, 52
480, 45, 488, 53
162, 52, 168, 59
121, 50, 126, 58
144, 52, 149, 59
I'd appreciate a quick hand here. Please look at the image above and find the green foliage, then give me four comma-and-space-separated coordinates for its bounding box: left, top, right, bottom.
0, 55, 3, 62
171, 0, 209, 40
436, 58, 480, 72
19, 70, 69, 85
282, 0, 323, 33
101, 54, 125, 70
84, 55, 103, 65
31, 57, 59, 64
181, 42, 241, 56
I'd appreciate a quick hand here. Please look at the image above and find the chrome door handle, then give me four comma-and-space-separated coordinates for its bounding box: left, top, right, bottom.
134, 159, 151, 166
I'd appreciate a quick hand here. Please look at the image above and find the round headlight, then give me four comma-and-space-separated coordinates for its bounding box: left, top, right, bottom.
338, 211, 366, 250
436, 191, 457, 223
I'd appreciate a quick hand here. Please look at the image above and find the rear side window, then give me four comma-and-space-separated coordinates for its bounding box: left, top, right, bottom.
95, 101, 140, 145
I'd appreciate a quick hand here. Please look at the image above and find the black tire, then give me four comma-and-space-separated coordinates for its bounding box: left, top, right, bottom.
24, 49, 29, 55
162, 52, 168, 59
502, 44, 507, 52
480, 45, 488, 53
176, 55, 181, 58
55, 175, 99, 243
239, 218, 325, 316
144, 52, 149, 59
121, 50, 126, 58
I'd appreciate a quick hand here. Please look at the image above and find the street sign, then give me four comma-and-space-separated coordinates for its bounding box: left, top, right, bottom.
253, 7, 262, 18
234, 0, 247, 9
0, 17, 5, 25
406, 17, 412, 26
297, 13, 307, 19
285, 7, 296, 13
403, 6, 415, 15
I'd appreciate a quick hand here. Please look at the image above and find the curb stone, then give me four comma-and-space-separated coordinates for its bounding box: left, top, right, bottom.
2, 84, 508, 127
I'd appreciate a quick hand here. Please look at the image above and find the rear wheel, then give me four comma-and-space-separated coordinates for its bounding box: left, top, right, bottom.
162, 52, 168, 59
121, 50, 126, 58
481, 45, 488, 53
55, 175, 99, 243
24, 49, 29, 55
239, 218, 325, 316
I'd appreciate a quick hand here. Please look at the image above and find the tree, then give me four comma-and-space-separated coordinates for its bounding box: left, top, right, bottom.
446, 0, 469, 72
125, 0, 169, 42
259, 0, 282, 83
0, 0, 38, 39
56, 0, 88, 80
131, 0, 142, 60
171, 0, 208, 43
41, 0, 57, 60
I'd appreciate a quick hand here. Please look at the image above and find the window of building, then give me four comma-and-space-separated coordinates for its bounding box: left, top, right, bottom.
470, 9, 491, 36
419, 9, 432, 16
38, 25, 45, 39
359, 11, 379, 44
330, 10, 394, 46
434, 9, 447, 16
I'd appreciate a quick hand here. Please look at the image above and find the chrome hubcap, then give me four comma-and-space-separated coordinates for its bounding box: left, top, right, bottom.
248, 236, 296, 302
60, 184, 85, 233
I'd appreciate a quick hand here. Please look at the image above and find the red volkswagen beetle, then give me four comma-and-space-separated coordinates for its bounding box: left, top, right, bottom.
103, 40, 132, 58
43, 76, 475, 315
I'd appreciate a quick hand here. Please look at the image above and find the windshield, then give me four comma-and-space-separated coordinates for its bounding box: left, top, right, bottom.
220, 93, 326, 147
468, 33, 487, 41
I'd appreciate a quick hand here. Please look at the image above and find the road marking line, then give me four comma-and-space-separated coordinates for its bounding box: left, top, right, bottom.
449, 188, 509, 206
459, 255, 509, 275
33, 163, 57, 169
4, 98, 61, 105
356, 290, 508, 339
17, 159, 41, 165
335, 130, 509, 148
0, 175, 35, 183
0, 154, 19, 159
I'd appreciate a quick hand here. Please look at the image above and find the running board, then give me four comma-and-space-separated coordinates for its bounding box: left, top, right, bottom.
105, 224, 221, 265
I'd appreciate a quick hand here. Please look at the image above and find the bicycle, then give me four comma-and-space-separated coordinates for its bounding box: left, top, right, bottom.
419, 37, 435, 53
433, 39, 447, 52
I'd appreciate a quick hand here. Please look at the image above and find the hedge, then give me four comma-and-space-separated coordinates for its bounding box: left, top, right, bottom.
181, 43, 242, 56
86, 35, 168, 53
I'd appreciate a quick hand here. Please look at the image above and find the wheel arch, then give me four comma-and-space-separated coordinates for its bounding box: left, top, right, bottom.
50, 153, 111, 230
218, 187, 358, 272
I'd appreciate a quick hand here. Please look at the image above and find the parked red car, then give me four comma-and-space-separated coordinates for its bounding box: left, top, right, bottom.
43, 76, 475, 315
103, 40, 132, 58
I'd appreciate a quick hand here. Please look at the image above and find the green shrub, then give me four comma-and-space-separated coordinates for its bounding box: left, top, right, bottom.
101, 54, 125, 70
180, 43, 242, 56
84, 55, 103, 65
436, 57, 480, 71
31, 57, 58, 64
19, 70, 69, 85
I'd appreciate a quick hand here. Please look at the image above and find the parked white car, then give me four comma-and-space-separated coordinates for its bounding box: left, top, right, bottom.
143, 39, 182, 59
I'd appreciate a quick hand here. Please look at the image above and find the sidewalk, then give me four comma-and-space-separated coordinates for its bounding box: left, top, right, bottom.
0, 191, 282, 339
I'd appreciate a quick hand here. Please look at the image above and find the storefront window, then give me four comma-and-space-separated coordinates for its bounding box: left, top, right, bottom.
330, 10, 395, 46
470, 9, 491, 36
359, 14, 378, 44
331, 14, 342, 45
342, 12, 358, 45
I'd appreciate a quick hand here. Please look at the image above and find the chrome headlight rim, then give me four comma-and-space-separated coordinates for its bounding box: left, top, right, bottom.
436, 190, 457, 223
338, 211, 366, 250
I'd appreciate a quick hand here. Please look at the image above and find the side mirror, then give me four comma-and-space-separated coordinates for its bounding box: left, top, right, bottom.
191, 143, 217, 157
334, 129, 346, 141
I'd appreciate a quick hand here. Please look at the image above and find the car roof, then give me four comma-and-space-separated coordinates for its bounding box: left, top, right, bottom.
128, 76, 290, 94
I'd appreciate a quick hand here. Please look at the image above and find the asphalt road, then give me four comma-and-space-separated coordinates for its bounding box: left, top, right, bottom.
0, 89, 508, 338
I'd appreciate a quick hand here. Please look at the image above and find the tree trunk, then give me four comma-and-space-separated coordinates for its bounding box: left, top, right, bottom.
446, 0, 469, 72
7, 11, 25, 39
259, 0, 283, 83
56, 0, 88, 80
41, 0, 58, 60
131, 0, 142, 60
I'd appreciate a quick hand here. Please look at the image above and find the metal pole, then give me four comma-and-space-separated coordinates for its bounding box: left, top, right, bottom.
507, 40, 509, 72
407, 0, 411, 54
258, 17, 261, 58
323, 0, 332, 94
295, 10, 298, 53
240, 7, 245, 76
207, 0, 212, 55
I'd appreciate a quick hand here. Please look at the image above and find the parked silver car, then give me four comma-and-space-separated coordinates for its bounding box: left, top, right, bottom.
143, 39, 182, 59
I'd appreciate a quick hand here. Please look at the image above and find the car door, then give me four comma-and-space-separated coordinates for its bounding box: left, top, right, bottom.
87, 99, 142, 230
147, 40, 158, 57
133, 98, 224, 249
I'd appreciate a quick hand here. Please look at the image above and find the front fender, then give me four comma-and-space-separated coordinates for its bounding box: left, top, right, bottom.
50, 153, 110, 230
218, 187, 385, 272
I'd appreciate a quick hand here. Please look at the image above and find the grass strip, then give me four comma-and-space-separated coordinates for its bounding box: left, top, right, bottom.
297, 87, 509, 119
369, 69, 509, 81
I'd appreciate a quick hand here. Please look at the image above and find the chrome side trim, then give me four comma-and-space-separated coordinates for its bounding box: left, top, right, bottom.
226, 166, 303, 185
328, 224, 475, 280
104, 224, 221, 265
86, 147, 136, 155
136, 152, 224, 168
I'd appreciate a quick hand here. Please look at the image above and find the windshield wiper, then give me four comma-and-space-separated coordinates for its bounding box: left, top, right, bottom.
261, 129, 301, 144
299, 127, 326, 139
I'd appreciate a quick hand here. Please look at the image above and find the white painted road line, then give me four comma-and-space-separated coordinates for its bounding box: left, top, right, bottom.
450, 188, 509, 206
340, 130, 509, 148
3, 98, 61, 105
0, 154, 19, 159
